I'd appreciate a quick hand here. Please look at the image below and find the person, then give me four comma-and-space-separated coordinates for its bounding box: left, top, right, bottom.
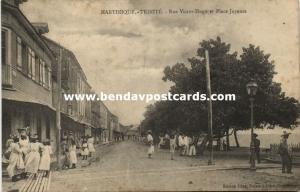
18, 128, 30, 159
182, 134, 189, 156
253, 133, 261, 163
25, 134, 42, 179
169, 134, 176, 160
81, 138, 89, 160
158, 134, 164, 149
87, 135, 95, 157
39, 139, 53, 177
177, 133, 183, 155
69, 139, 77, 169
61, 136, 71, 169
7, 136, 25, 182
189, 136, 197, 156
147, 130, 154, 158
278, 131, 292, 174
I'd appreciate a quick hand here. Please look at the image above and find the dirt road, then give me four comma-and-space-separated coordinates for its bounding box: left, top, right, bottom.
49, 141, 300, 191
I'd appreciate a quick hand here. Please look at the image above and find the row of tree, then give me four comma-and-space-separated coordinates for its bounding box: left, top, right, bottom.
141, 37, 299, 148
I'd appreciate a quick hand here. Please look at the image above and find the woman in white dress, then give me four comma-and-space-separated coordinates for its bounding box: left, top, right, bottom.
69, 140, 77, 168
81, 138, 89, 160
7, 137, 24, 182
39, 139, 52, 177
87, 136, 95, 157
147, 130, 154, 158
25, 135, 42, 179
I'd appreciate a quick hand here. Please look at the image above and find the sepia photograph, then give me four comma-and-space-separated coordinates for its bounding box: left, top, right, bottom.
1, 0, 300, 191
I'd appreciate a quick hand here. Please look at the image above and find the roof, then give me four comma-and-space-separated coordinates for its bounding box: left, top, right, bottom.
2, 2, 55, 61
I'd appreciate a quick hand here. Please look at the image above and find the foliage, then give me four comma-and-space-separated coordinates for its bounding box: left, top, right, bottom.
141, 37, 299, 137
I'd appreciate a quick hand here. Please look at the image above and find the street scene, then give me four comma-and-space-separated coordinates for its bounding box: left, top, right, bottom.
1, 0, 300, 191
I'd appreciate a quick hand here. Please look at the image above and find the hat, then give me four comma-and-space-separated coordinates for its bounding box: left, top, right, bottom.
253, 133, 258, 137
18, 127, 28, 132
147, 130, 152, 133
281, 131, 291, 137
31, 134, 38, 139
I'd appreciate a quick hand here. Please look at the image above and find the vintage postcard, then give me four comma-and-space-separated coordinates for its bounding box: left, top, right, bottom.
1, 0, 300, 191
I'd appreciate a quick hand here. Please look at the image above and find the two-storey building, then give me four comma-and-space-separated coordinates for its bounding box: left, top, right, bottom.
2, 0, 56, 149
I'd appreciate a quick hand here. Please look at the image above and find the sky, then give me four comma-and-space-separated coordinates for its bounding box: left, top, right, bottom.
21, 0, 300, 125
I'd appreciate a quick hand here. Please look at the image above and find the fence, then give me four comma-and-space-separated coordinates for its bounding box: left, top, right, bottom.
267, 143, 300, 164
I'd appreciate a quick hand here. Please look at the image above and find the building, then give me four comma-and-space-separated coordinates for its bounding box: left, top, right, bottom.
42, 37, 93, 139
1, 0, 57, 149
99, 100, 109, 142
91, 91, 101, 139
2, 0, 125, 153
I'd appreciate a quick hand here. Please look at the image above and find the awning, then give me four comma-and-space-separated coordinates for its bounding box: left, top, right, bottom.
2, 89, 55, 111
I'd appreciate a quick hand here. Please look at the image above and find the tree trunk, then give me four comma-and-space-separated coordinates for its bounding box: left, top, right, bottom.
233, 129, 240, 148
226, 129, 230, 151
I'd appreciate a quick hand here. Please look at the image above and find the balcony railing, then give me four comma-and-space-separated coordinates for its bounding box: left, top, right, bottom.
2, 64, 12, 87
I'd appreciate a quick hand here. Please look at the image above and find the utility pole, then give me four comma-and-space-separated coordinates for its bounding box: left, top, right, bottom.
205, 50, 214, 165
56, 48, 62, 170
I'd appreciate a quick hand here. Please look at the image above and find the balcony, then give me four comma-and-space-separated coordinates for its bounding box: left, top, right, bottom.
2, 64, 12, 88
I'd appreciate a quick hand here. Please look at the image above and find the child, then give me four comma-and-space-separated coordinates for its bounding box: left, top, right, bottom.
7, 136, 24, 182
69, 140, 77, 168
39, 139, 52, 177
81, 138, 89, 160
25, 134, 42, 179
169, 134, 176, 160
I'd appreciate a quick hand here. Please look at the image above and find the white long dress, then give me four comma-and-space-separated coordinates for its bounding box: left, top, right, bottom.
19, 137, 29, 157
147, 134, 154, 154
25, 142, 41, 174
69, 145, 77, 164
7, 143, 24, 178
39, 145, 53, 171
87, 138, 95, 153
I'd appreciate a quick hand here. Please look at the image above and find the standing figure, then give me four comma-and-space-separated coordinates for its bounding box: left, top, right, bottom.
69, 140, 77, 169
278, 131, 292, 174
253, 133, 260, 163
25, 135, 42, 179
39, 139, 53, 177
7, 137, 24, 182
147, 130, 154, 158
169, 134, 176, 160
81, 138, 89, 160
178, 133, 184, 156
87, 136, 95, 157
158, 134, 164, 149
189, 136, 197, 156
18, 128, 30, 158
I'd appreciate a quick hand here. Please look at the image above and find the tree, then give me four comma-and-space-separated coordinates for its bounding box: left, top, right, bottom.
142, 37, 299, 149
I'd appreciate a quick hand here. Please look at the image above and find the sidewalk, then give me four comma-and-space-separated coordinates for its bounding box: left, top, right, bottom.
2, 142, 115, 192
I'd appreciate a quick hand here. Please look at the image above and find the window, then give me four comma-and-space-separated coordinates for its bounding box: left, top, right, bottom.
21, 43, 28, 74
27, 47, 35, 79
2, 30, 7, 66
39, 59, 43, 85
17, 37, 22, 70
43, 62, 46, 87
48, 68, 51, 88
35, 56, 40, 82
45, 66, 49, 88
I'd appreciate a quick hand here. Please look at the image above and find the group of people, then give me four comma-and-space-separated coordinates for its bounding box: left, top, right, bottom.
147, 131, 207, 160
146, 130, 294, 174
4, 128, 98, 182
5, 128, 52, 182
61, 133, 96, 169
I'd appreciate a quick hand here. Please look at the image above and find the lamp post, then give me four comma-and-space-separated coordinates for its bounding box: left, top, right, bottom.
246, 79, 258, 170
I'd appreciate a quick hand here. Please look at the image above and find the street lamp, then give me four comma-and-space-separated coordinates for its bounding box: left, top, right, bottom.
246, 79, 258, 170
